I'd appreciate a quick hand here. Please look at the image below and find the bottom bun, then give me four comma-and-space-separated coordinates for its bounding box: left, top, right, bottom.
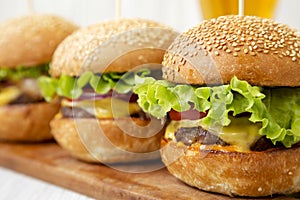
0, 101, 60, 142
161, 140, 300, 197
50, 116, 165, 163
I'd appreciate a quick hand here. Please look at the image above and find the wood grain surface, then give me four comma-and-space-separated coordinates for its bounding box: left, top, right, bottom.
0, 142, 298, 200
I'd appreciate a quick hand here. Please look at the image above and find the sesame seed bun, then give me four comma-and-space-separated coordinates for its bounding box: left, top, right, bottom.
50, 18, 178, 77
50, 116, 164, 163
0, 101, 60, 142
0, 14, 78, 68
161, 140, 300, 197
162, 15, 300, 87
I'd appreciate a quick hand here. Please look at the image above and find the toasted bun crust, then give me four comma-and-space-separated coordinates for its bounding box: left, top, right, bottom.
50, 18, 178, 77
0, 14, 78, 68
161, 140, 300, 197
162, 15, 300, 87
50, 116, 165, 163
0, 101, 60, 142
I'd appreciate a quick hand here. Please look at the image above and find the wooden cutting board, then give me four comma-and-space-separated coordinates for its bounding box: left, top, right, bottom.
0, 142, 298, 200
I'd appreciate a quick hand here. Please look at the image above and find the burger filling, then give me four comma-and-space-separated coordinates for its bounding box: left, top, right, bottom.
39, 69, 156, 120
133, 75, 300, 152
60, 94, 145, 119
0, 64, 49, 106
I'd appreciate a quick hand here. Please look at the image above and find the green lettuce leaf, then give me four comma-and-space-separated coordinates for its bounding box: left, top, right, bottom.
38, 76, 58, 102
0, 63, 49, 81
133, 76, 300, 147
38, 69, 151, 101
260, 88, 300, 147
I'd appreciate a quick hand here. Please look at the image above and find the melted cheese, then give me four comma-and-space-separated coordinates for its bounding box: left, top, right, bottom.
62, 98, 141, 118
219, 117, 262, 152
165, 117, 262, 152
0, 86, 21, 106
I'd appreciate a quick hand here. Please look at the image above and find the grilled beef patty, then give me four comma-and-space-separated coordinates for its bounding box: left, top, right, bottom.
174, 126, 284, 151
9, 94, 44, 105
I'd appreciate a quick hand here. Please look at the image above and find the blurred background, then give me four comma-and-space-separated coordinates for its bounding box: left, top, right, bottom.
0, 0, 299, 32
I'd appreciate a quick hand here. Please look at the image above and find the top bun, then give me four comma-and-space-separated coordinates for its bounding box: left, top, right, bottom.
0, 14, 78, 68
162, 15, 300, 87
50, 18, 178, 77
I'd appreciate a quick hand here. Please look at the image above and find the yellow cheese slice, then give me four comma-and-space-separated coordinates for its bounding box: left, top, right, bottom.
62, 98, 141, 119
0, 86, 21, 106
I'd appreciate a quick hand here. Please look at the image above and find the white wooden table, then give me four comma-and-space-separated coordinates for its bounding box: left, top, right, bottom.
0, 167, 93, 200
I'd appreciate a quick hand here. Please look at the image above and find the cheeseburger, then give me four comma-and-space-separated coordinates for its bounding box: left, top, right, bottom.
134, 15, 300, 196
0, 14, 78, 142
39, 18, 178, 163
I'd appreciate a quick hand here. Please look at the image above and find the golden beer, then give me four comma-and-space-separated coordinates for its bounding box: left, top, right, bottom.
200, 0, 278, 20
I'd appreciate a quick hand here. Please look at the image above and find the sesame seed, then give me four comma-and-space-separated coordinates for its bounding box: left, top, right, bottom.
292, 57, 297, 61
214, 51, 219, 56
290, 50, 296, 56
233, 52, 238, 57
244, 48, 249, 54
250, 51, 256, 56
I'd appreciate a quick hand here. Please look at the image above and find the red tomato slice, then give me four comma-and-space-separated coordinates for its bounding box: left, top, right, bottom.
168, 109, 206, 121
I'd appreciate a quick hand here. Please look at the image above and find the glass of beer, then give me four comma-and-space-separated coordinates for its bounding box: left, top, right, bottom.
199, 0, 278, 20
